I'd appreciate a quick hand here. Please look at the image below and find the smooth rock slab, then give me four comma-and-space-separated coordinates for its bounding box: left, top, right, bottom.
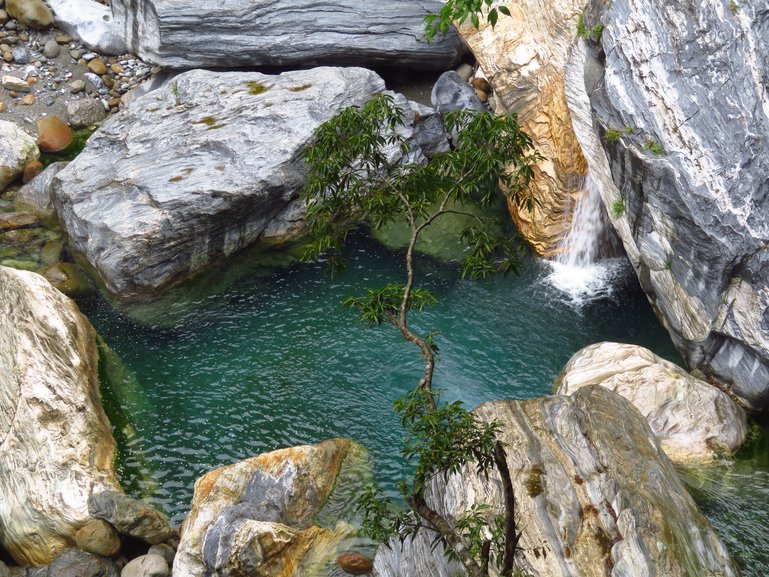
111, 0, 463, 70
555, 342, 748, 462
374, 387, 739, 577
51, 67, 442, 300
568, 0, 769, 408
0, 267, 121, 565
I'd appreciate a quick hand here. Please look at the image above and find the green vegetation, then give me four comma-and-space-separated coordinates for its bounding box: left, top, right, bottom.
192, 116, 226, 130
288, 83, 313, 92
603, 126, 633, 144
612, 198, 625, 218
644, 138, 666, 155
301, 93, 540, 577
246, 81, 270, 95
424, 0, 512, 42
577, 12, 604, 41
729, 1, 739, 14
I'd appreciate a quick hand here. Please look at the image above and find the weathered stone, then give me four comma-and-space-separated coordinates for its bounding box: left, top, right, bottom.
430, 70, 484, 113
42, 261, 94, 297
148, 543, 176, 567
47, 548, 119, 577
6, 0, 53, 29
566, 0, 769, 409
22, 158, 43, 183
555, 342, 748, 462
69, 78, 85, 93
337, 552, 374, 575
43, 38, 59, 58
87, 58, 107, 75
111, 0, 463, 70
0, 120, 39, 191
173, 439, 355, 577
457, 0, 588, 257
20, 93, 35, 106
75, 518, 121, 558
121, 554, 169, 577
88, 491, 175, 545
67, 97, 106, 127
37, 115, 72, 152
0, 211, 37, 230
52, 67, 447, 300
17, 161, 68, 217
0, 267, 121, 564
1, 75, 30, 92
45, 0, 128, 54
374, 387, 739, 577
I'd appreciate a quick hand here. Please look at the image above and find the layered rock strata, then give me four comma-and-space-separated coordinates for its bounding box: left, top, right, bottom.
556, 342, 747, 462
456, 0, 588, 256
110, 0, 463, 70
52, 67, 448, 300
0, 266, 122, 565
566, 0, 769, 408
374, 387, 739, 577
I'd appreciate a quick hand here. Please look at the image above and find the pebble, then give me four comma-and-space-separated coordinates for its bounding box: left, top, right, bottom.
0, 9, 6, 26
87, 58, 107, 75
11, 46, 27, 63
5, 19, 15, 30
54, 34, 71, 44
20, 93, 35, 105
69, 49, 81, 60
82, 52, 97, 61
0, 102, 6, 112
2, 51, 11, 62
1, 74, 30, 92
69, 78, 85, 93
43, 38, 58, 58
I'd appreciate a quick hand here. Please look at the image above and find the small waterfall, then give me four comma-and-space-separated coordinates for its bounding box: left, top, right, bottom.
546, 171, 626, 304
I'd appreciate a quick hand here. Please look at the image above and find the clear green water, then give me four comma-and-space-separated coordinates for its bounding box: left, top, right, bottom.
79, 234, 767, 575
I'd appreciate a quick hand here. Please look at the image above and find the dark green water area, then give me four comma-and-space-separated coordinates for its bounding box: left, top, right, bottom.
79, 233, 768, 575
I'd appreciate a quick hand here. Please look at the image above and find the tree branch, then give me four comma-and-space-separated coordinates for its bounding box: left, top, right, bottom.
494, 441, 518, 577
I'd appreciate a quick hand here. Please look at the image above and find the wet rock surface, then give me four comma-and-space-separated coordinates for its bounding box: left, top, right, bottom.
568, 0, 769, 408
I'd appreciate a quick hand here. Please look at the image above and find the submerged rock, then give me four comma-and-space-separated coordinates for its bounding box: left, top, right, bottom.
374, 387, 739, 577
456, 0, 589, 257
173, 439, 358, 577
52, 67, 447, 300
566, 0, 769, 409
111, 0, 463, 70
0, 266, 121, 565
555, 342, 748, 462
88, 491, 175, 546
16, 161, 68, 218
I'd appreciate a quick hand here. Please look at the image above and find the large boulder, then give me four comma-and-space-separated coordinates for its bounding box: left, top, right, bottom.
0, 266, 122, 565
565, 0, 769, 409
555, 342, 748, 462
52, 67, 448, 300
0, 120, 39, 192
6, 0, 53, 29
173, 439, 360, 577
456, 0, 589, 257
374, 387, 739, 577
110, 0, 463, 70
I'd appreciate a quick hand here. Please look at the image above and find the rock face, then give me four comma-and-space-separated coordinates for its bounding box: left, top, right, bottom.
46, 0, 128, 55
456, 0, 588, 256
173, 439, 356, 577
0, 266, 122, 565
52, 67, 447, 300
555, 342, 748, 462
566, 0, 769, 409
0, 120, 39, 192
110, 0, 463, 70
374, 387, 739, 577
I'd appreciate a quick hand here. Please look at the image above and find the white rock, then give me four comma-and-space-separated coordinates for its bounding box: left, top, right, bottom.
0, 266, 122, 565
1, 74, 30, 92
555, 342, 748, 462
0, 120, 38, 191
46, 0, 128, 55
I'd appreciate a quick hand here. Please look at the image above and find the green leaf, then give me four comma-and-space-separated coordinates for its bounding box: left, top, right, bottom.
498, 5, 511, 16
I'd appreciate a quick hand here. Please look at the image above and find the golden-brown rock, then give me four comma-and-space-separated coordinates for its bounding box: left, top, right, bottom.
37, 115, 72, 152
457, 0, 587, 256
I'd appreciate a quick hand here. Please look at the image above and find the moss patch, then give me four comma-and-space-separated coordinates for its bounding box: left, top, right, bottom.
525, 464, 545, 497
192, 116, 226, 130
289, 83, 313, 92
246, 81, 271, 95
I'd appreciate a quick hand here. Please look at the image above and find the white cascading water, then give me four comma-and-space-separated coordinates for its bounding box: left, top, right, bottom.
546, 171, 625, 304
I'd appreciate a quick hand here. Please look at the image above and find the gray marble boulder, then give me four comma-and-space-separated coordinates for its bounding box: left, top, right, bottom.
52, 67, 449, 300
566, 0, 769, 409
110, 0, 463, 70
46, 0, 128, 54
431, 70, 485, 113
374, 387, 738, 577
0, 120, 38, 192
88, 491, 175, 545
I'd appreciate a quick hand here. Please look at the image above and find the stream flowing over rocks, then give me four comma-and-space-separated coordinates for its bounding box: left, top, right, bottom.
52, 66, 448, 299
111, 0, 464, 70
566, 0, 769, 409
0, 265, 121, 565
374, 386, 740, 577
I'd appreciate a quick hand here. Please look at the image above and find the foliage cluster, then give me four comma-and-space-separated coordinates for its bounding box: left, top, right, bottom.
424, 0, 512, 42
